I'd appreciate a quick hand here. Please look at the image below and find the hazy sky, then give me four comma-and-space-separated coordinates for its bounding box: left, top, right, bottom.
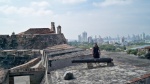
0, 0, 150, 40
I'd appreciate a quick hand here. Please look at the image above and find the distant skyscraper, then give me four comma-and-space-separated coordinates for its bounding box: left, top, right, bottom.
132, 34, 136, 41
137, 34, 140, 40
82, 31, 87, 42
117, 35, 120, 43
78, 35, 82, 42
142, 32, 145, 40
88, 36, 93, 43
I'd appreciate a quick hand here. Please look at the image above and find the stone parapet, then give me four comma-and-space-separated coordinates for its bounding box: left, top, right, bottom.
10, 57, 41, 70
127, 73, 150, 84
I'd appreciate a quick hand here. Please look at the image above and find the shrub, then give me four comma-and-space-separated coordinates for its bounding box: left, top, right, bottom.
126, 49, 138, 55
137, 50, 146, 56
100, 44, 116, 52
127, 49, 132, 54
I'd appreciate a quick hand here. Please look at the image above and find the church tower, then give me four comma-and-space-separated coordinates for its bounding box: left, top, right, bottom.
51, 22, 56, 33
57, 25, 61, 34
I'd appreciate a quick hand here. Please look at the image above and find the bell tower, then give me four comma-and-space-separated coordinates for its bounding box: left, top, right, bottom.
51, 22, 56, 33
57, 25, 61, 34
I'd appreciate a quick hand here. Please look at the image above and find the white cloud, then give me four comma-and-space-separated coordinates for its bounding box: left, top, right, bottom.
31, 1, 50, 7
0, 0, 10, 3
17, 7, 35, 15
59, 0, 86, 4
93, 0, 132, 7
3, 18, 17, 25
66, 11, 72, 16
0, 1, 53, 16
0, 5, 17, 14
35, 9, 53, 16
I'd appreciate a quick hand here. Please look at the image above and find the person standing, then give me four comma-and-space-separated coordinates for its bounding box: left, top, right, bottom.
92, 43, 100, 58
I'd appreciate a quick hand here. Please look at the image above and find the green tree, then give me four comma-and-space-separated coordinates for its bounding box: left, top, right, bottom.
9, 39, 18, 49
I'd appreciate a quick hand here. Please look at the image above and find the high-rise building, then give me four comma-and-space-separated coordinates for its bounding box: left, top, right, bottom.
88, 36, 93, 43
82, 31, 87, 42
142, 32, 145, 40
78, 35, 82, 42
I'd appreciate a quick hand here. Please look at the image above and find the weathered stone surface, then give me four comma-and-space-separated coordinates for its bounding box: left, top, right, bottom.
49, 51, 150, 84
21, 34, 67, 49
0, 69, 9, 84
46, 44, 75, 51
87, 63, 93, 69
0, 34, 67, 49
50, 63, 148, 84
107, 62, 114, 66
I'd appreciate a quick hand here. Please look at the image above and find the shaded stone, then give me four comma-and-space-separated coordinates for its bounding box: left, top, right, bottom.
63, 71, 74, 80
107, 62, 115, 66
87, 63, 93, 69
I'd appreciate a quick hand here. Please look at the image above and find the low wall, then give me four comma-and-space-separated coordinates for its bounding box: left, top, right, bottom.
10, 57, 41, 70
0, 57, 43, 84
47, 48, 83, 57
8, 68, 45, 84
30, 70, 45, 84
49, 54, 92, 71
0, 70, 9, 84
127, 73, 150, 84
40, 54, 92, 84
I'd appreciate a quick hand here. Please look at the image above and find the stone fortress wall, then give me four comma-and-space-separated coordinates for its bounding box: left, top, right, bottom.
0, 22, 67, 49
0, 22, 67, 84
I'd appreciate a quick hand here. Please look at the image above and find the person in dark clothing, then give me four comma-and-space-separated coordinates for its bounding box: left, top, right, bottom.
92, 43, 100, 58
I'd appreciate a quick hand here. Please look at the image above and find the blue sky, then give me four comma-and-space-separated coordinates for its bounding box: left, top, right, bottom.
0, 0, 150, 40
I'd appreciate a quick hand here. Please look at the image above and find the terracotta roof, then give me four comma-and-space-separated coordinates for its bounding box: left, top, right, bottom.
17, 32, 25, 35
144, 46, 150, 49
23, 28, 54, 34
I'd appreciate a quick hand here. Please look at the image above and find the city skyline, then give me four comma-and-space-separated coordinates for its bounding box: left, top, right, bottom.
78, 31, 149, 39
77, 31, 150, 46
0, 0, 150, 40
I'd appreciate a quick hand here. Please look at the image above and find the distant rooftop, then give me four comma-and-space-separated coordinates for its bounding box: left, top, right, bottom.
22, 28, 54, 35
130, 45, 150, 49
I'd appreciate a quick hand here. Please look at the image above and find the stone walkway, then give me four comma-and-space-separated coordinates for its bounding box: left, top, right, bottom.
49, 51, 150, 84
50, 62, 147, 84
